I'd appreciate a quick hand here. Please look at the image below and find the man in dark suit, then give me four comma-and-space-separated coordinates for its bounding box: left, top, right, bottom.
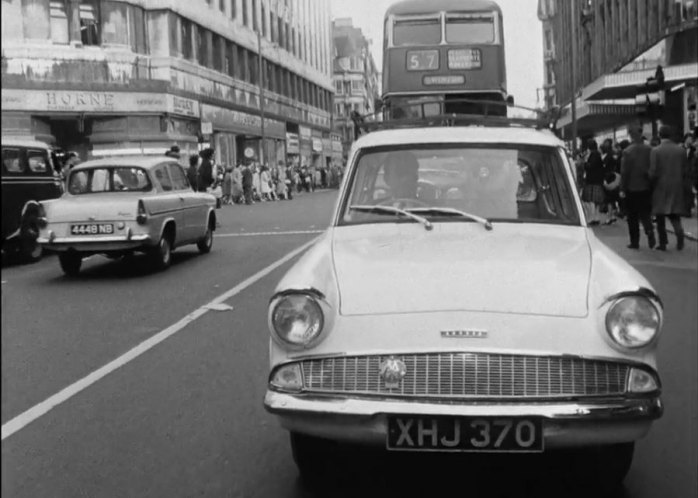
187, 154, 199, 191
620, 126, 656, 249
197, 148, 215, 193
242, 161, 254, 205
649, 125, 688, 250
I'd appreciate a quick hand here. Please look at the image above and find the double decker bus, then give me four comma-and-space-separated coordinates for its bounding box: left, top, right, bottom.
382, 0, 509, 117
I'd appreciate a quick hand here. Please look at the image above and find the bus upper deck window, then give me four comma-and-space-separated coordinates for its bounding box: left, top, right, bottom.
393, 17, 441, 47
446, 14, 496, 44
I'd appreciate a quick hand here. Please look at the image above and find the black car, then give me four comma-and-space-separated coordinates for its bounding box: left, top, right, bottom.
1, 137, 64, 262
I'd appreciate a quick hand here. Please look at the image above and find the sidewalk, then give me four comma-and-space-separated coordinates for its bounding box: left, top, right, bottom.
667, 214, 698, 242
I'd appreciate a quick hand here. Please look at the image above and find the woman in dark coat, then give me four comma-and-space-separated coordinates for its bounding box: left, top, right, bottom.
197, 148, 215, 192
581, 139, 606, 225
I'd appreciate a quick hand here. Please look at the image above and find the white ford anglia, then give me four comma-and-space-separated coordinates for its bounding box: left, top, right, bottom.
264, 123, 663, 488
37, 156, 217, 276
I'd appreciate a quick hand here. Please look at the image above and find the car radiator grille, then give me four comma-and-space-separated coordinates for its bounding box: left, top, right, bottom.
300, 353, 630, 398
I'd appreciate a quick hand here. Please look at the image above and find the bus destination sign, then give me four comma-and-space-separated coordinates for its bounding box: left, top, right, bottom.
448, 49, 482, 70
406, 50, 440, 71
423, 75, 466, 86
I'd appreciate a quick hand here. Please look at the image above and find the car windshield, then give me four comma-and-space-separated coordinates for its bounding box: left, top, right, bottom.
339, 144, 580, 226
68, 167, 152, 195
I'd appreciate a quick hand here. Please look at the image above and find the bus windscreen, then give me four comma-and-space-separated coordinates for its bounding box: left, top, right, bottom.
393, 18, 441, 46
445, 15, 495, 44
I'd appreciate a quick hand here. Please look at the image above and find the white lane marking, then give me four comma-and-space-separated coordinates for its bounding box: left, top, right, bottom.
217, 230, 324, 237
1, 235, 321, 441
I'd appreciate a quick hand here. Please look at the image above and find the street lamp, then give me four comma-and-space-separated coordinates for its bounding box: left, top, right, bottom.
257, 28, 266, 165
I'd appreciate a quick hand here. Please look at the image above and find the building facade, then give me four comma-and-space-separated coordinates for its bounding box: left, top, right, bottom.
538, 0, 697, 145
331, 18, 380, 160
1, 0, 335, 168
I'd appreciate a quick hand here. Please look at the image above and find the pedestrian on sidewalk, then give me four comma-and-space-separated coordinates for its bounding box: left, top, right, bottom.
232, 163, 243, 203
601, 139, 620, 225
197, 148, 215, 193
620, 126, 656, 249
187, 154, 199, 191
223, 166, 233, 205
682, 132, 697, 216
242, 161, 254, 205
581, 139, 605, 225
649, 125, 688, 251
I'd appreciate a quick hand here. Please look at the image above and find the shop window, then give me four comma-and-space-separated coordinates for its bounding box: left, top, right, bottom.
80, 1, 100, 46
49, 0, 69, 44
101, 1, 128, 46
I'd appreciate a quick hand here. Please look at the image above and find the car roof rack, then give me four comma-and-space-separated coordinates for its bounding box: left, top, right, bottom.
350, 97, 561, 138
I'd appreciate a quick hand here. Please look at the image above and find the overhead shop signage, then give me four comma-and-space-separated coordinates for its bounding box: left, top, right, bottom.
201, 104, 285, 139
286, 133, 300, 154
1, 89, 200, 118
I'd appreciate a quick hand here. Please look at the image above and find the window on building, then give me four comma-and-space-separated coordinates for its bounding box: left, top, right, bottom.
195, 25, 208, 67
101, 1, 128, 45
250, 52, 259, 85
270, 12, 277, 43
219, 0, 226, 12
242, 0, 248, 27
253, 0, 258, 32
290, 27, 295, 56
49, 0, 69, 44
240, 47, 249, 82
182, 19, 193, 60
128, 5, 147, 53
213, 34, 223, 71
230, 0, 236, 19
80, 1, 100, 46
261, 5, 267, 37
335, 80, 343, 94
278, 16, 284, 48
284, 22, 290, 51
351, 80, 362, 93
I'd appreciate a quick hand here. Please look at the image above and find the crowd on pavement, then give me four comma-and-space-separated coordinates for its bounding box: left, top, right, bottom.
573, 125, 697, 251
166, 145, 344, 207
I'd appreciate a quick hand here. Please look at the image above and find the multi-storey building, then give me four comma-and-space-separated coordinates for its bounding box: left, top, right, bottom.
331, 18, 380, 159
538, 0, 697, 144
1, 0, 335, 168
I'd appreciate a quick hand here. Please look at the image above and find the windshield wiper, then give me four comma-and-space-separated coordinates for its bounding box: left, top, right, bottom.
349, 205, 433, 231
406, 207, 493, 231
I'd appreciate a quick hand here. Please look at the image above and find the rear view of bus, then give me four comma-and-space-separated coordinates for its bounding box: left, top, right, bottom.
383, 0, 508, 117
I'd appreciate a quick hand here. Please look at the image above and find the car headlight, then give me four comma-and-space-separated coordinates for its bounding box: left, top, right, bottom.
605, 296, 660, 349
270, 294, 324, 348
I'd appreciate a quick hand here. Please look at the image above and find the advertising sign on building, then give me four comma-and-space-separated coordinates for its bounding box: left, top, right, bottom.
286, 133, 300, 154
312, 138, 323, 153
201, 121, 213, 135
1, 89, 168, 114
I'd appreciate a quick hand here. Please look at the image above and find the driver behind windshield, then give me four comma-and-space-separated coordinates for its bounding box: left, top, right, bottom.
381, 151, 420, 206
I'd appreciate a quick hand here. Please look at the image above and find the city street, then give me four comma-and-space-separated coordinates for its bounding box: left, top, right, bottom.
2, 191, 697, 498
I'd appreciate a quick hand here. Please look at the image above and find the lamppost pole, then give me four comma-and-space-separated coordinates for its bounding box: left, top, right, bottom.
258, 28, 266, 165
570, 0, 578, 155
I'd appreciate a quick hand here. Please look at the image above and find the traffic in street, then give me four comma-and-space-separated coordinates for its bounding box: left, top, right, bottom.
2, 190, 696, 498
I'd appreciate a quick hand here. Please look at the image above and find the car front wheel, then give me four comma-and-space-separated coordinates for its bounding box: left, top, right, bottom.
59, 252, 82, 276
149, 233, 172, 271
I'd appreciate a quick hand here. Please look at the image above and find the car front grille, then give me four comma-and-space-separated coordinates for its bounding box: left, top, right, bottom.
300, 353, 630, 399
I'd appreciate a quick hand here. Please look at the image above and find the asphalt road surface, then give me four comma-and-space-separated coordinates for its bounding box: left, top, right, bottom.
2, 190, 696, 498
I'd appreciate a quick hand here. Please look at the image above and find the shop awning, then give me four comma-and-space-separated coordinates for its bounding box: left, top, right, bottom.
557, 100, 639, 135
581, 63, 698, 101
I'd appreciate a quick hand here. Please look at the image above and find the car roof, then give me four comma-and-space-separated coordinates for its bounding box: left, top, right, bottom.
1, 137, 53, 149
352, 127, 564, 150
71, 156, 178, 171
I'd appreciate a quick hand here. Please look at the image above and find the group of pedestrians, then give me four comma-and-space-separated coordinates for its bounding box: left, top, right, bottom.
172, 145, 344, 207
575, 125, 697, 251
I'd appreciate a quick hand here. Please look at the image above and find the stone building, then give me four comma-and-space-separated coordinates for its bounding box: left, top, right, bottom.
1, 0, 334, 168
331, 18, 381, 160
538, 0, 697, 145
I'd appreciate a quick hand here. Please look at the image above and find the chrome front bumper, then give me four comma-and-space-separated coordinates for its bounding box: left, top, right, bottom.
264, 391, 662, 448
